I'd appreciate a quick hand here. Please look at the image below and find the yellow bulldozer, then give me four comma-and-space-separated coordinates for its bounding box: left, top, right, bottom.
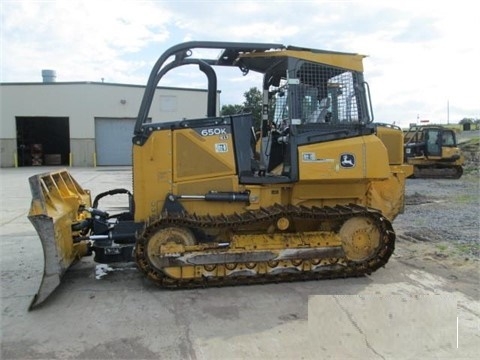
404, 125, 464, 178
27, 41, 412, 309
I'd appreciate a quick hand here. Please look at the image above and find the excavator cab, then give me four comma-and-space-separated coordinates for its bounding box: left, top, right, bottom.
28, 41, 413, 309
404, 125, 464, 178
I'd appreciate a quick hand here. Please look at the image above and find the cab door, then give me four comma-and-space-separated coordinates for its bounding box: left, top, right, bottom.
424, 129, 441, 156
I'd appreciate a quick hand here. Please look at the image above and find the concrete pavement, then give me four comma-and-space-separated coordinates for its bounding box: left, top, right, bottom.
1, 167, 478, 359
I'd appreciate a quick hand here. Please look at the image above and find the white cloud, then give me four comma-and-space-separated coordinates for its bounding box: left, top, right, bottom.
1, 0, 172, 83
1, 0, 478, 126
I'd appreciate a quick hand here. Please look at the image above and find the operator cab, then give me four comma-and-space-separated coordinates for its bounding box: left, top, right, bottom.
404, 126, 458, 158
237, 51, 374, 183
133, 42, 375, 185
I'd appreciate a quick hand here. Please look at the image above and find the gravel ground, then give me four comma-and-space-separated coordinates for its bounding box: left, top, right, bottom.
397, 175, 479, 249
392, 158, 479, 297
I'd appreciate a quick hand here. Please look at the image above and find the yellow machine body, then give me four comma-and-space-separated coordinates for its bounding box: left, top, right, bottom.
404, 125, 464, 178
28, 41, 413, 308
133, 129, 409, 222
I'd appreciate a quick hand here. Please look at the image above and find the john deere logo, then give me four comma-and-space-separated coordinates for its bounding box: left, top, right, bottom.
340, 153, 355, 168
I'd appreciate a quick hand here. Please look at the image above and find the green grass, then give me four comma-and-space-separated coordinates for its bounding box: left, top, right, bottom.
454, 194, 475, 204
452, 242, 480, 257
413, 218, 427, 226
434, 242, 479, 258
459, 136, 480, 147
436, 244, 448, 251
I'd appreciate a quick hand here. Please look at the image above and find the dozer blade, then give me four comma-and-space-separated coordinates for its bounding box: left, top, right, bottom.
27, 170, 91, 310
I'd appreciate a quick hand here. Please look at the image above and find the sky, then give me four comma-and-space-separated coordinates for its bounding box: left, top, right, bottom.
1, 0, 479, 128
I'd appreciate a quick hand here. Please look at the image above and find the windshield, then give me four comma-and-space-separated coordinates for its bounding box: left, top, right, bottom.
268, 63, 368, 129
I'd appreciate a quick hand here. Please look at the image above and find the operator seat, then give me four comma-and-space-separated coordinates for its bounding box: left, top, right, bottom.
306, 97, 331, 123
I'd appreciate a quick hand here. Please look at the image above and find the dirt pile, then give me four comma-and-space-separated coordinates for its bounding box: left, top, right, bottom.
459, 136, 480, 174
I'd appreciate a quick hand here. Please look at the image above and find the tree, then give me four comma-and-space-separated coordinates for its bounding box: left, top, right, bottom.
459, 118, 474, 124
242, 87, 263, 129
220, 104, 243, 116
458, 118, 480, 130
220, 87, 263, 130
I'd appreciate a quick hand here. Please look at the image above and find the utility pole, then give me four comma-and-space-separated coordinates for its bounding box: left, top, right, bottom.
447, 100, 450, 125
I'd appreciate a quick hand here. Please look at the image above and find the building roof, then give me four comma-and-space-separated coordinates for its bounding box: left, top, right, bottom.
0, 81, 216, 93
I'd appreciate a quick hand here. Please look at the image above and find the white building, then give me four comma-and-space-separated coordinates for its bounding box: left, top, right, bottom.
0, 80, 217, 167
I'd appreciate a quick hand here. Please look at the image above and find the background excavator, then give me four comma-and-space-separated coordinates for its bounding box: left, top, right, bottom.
28, 41, 412, 310
404, 125, 464, 178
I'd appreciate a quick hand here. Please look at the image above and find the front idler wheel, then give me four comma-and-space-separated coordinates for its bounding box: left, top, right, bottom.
339, 216, 381, 262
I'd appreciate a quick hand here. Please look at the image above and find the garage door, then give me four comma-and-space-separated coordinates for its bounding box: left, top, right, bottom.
95, 118, 135, 166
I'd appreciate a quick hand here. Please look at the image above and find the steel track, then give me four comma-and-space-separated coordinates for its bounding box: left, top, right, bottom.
134, 204, 396, 288
412, 165, 463, 179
